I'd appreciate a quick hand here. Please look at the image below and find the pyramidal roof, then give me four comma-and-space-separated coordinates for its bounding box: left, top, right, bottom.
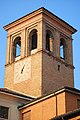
4, 7, 77, 34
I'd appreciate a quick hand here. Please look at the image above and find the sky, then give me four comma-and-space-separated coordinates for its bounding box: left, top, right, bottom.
0, 0, 80, 89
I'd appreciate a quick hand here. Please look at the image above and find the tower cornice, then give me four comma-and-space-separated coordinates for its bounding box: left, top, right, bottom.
3, 7, 77, 34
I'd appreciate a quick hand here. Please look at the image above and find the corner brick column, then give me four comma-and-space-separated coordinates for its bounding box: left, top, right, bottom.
6, 35, 10, 64
38, 21, 43, 50
21, 28, 26, 58
10, 36, 14, 63
54, 31, 60, 58
67, 38, 73, 65
42, 21, 46, 50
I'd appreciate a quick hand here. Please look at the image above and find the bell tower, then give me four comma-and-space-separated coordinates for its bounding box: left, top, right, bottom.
4, 7, 77, 97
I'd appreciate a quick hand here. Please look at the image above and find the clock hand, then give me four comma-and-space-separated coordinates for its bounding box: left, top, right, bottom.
21, 65, 25, 74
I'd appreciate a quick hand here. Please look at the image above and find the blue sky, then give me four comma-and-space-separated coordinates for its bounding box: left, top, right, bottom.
0, 0, 80, 89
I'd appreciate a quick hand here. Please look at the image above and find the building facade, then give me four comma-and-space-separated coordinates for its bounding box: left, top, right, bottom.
0, 88, 34, 120
4, 7, 76, 97
19, 87, 80, 120
0, 7, 80, 120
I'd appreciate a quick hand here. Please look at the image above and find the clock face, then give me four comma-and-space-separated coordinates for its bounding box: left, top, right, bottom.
14, 58, 31, 84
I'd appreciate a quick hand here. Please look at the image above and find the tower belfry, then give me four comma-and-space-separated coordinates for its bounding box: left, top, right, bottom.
4, 7, 77, 97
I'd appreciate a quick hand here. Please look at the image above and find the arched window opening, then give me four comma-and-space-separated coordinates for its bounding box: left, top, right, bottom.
13, 36, 21, 58
30, 29, 37, 51
60, 38, 65, 59
46, 30, 53, 52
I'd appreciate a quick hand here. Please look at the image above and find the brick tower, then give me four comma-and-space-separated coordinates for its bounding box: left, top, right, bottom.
4, 7, 77, 97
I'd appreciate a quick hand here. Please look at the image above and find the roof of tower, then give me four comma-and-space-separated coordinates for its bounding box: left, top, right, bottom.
0, 88, 35, 100
3, 7, 77, 34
